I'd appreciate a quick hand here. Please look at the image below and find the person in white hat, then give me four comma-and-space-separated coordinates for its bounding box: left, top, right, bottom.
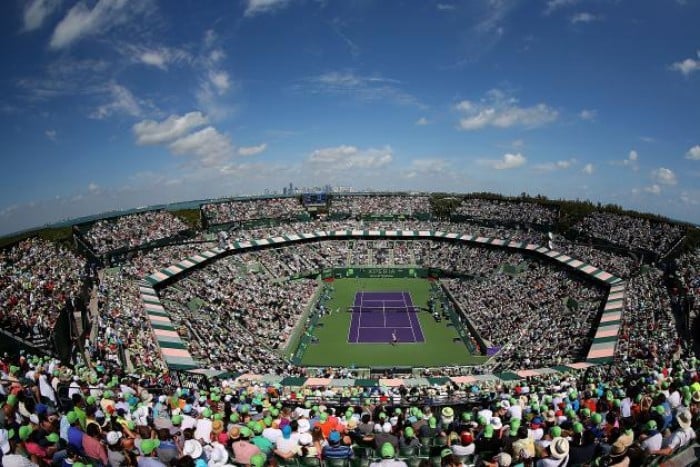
652, 409, 696, 456
535, 437, 568, 467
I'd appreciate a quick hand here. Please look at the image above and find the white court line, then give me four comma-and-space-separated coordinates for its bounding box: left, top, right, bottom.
357, 307, 362, 342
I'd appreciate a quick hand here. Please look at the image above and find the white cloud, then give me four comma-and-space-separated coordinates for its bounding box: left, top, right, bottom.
534, 158, 576, 172
88, 182, 100, 193
685, 145, 700, 160
90, 83, 145, 119
481, 153, 527, 170
570, 12, 599, 24
238, 143, 268, 156
194, 35, 233, 119
671, 51, 700, 76
436, 3, 456, 11
415, 117, 430, 126
582, 163, 594, 175
45, 129, 57, 141
308, 145, 393, 172
208, 70, 230, 94
133, 111, 208, 145
456, 90, 558, 131
169, 127, 234, 167
126, 46, 192, 70
651, 167, 677, 185
300, 71, 422, 107
579, 109, 597, 121
244, 0, 290, 17
614, 149, 640, 171
50, 0, 133, 49
401, 158, 452, 179
644, 184, 661, 195
544, 0, 579, 15
23, 0, 62, 32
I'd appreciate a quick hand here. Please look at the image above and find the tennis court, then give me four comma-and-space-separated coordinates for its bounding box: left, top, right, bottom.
347, 291, 425, 343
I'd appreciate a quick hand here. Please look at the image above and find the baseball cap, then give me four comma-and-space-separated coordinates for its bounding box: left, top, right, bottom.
66, 411, 78, 424
460, 432, 473, 445
381, 442, 395, 458
19, 425, 33, 441
250, 453, 266, 467
282, 425, 292, 439
483, 425, 494, 438
106, 431, 123, 446
328, 430, 341, 443
141, 439, 160, 455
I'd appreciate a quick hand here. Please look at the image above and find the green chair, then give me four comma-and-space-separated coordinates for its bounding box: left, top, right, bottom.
325, 458, 351, 467
299, 457, 322, 467
274, 454, 299, 467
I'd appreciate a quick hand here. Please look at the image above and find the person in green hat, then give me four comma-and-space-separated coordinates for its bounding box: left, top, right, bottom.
399, 426, 420, 450
369, 442, 401, 467
138, 438, 164, 467
250, 421, 274, 456
474, 424, 501, 459
66, 411, 85, 453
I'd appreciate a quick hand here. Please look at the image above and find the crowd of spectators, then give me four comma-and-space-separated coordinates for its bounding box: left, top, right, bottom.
83, 212, 189, 256
572, 212, 685, 255
202, 198, 307, 226
92, 243, 218, 374
549, 242, 639, 279
158, 252, 319, 374
454, 199, 559, 226
1, 192, 700, 467
2, 343, 700, 467
616, 269, 683, 367
0, 238, 86, 346
330, 196, 431, 216
224, 219, 546, 249
0, 197, 696, 412
673, 249, 700, 300
443, 255, 606, 370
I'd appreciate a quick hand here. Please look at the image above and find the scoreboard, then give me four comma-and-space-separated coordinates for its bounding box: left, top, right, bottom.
302, 193, 328, 206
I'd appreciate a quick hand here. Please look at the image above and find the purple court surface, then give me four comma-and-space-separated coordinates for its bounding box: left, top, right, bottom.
347, 291, 425, 343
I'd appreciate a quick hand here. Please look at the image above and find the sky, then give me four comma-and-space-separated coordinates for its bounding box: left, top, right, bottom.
1, 0, 699, 235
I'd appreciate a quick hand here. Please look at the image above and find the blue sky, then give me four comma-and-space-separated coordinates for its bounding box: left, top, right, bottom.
1, 0, 699, 235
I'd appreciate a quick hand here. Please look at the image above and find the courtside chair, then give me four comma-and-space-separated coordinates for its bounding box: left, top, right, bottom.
325, 458, 351, 467
274, 454, 300, 467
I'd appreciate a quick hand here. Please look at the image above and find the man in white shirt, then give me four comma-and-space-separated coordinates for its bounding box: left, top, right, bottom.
653, 410, 696, 456
640, 420, 663, 453
535, 437, 569, 467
